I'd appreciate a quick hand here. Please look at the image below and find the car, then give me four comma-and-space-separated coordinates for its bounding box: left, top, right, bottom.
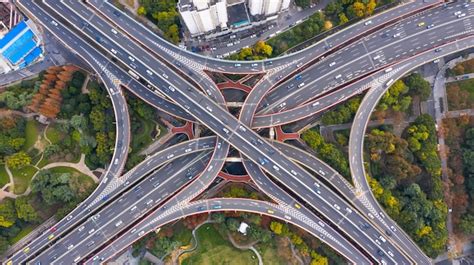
384, 67, 393, 73
223, 128, 230, 134
346, 207, 353, 213
296, 63, 303, 68
318, 221, 325, 227
426, 23, 434, 29
212, 205, 222, 209
50, 226, 57, 232
295, 75, 302, 80
67, 244, 74, 250
48, 234, 55, 240
392, 32, 401, 38
314, 182, 320, 188
417, 22, 426, 27
278, 102, 286, 109
294, 203, 301, 209
111, 28, 118, 34
166, 154, 174, 159
226, 43, 234, 47
290, 170, 297, 175
153, 181, 160, 188
272, 165, 280, 171
433, 59, 440, 63
377, 249, 385, 256
258, 157, 269, 165
454, 11, 462, 16
387, 251, 394, 257
329, 62, 336, 67
385, 230, 392, 236
23, 247, 30, 253
298, 82, 305, 88
217, 142, 222, 149
111, 48, 117, 54
458, 13, 466, 18
66, 215, 73, 221
186, 171, 193, 179
88, 229, 95, 234
206, 106, 213, 112
368, 212, 375, 219
379, 236, 387, 243
138, 231, 145, 236
333, 204, 340, 210
146, 69, 153, 76
334, 74, 342, 79
284, 215, 292, 220
239, 125, 246, 132
390, 225, 397, 232
251, 63, 258, 67
51, 20, 58, 26
234, 63, 241, 67
267, 209, 274, 214
78, 225, 85, 232
113, 10, 121, 16
128, 56, 135, 62
435, 48, 442, 52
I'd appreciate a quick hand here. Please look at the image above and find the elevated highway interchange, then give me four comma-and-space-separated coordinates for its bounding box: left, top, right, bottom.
5, 0, 473, 264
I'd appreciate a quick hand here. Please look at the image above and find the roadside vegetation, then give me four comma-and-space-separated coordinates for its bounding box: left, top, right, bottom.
132, 209, 342, 264
137, 0, 181, 44
365, 114, 446, 257
446, 79, 474, 110
442, 116, 474, 236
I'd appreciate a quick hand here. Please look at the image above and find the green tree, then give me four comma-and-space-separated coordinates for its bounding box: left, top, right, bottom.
15, 196, 38, 223
226, 218, 240, 232
212, 212, 225, 223
5, 151, 31, 169
338, 13, 349, 25
459, 214, 474, 234
137, 6, 147, 16
0, 198, 17, 228
270, 221, 283, 235
405, 73, 431, 101
0, 236, 9, 254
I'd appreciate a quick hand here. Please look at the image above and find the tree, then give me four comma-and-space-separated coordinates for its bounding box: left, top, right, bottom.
459, 214, 474, 234
0, 236, 9, 254
5, 151, 31, 169
352, 2, 366, 17
310, 250, 329, 265
137, 6, 147, 16
226, 218, 240, 232
295, 0, 311, 8
212, 212, 225, 223
15, 196, 38, 223
338, 13, 349, 25
270, 221, 283, 235
405, 73, 431, 101
0, 198, 17, 228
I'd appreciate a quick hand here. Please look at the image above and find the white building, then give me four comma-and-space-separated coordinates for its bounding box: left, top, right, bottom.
179, 0, 229, 36
248, 0, 290, 16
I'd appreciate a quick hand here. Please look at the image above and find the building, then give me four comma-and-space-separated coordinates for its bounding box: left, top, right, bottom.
238, 222, 249, 235
248, 0, 290, 16
0, 20, 43, 74
179, 0, 229, 36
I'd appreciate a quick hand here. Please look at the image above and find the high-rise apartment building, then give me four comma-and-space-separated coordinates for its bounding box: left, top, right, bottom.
248, 0, 290, 16
179, 0, 229, 36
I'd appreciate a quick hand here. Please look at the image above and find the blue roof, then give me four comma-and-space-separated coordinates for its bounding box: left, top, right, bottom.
23, 46, 42, 65
0, 21, 27, 50
2, 30, 36, 64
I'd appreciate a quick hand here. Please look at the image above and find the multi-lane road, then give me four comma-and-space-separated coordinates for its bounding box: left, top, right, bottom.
4, 0, 473, 264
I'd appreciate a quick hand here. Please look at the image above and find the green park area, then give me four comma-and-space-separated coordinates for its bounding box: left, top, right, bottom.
182, 224, 257, 265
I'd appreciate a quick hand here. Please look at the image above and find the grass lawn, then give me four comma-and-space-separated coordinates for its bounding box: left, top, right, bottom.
45, 124, 63, 144
0, 164, 9, 187
10, 165, 38, 194
9, 225, 35, 244
256, 240, 293, 265
181, 224, 257, 265
23, 119, 39, 151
